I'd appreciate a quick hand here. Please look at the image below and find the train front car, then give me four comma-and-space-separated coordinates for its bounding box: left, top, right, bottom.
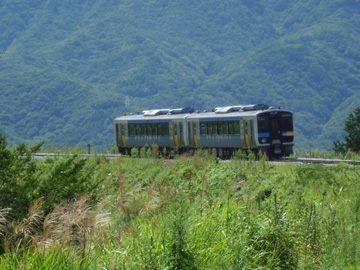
185, 104, 294, 159
256, 109, 294, 157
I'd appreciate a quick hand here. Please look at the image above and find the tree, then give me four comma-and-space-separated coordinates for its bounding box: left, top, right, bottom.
333, 108, 360, 154
0, 133, 99, 220
0, 133, 42, 220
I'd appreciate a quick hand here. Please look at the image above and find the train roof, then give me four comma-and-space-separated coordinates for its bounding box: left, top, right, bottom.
115, 113, 188, 121
114, 105, 293, 122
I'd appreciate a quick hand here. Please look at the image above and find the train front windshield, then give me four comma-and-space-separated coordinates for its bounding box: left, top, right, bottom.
257, 111, 294, 144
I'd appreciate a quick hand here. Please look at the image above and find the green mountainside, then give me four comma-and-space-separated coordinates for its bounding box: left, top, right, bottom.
1, 0, 360, 150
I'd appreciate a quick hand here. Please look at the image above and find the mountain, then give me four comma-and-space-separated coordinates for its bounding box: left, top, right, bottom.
1, 0, 360, 150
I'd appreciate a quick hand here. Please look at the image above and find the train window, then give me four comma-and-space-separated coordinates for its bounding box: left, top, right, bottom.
136, 124, 141, 136
272, 119, 279, 131
129, 124, 135, 136
163, 123, 170, 136
234, 121, 240, 135
281, 114, 293, 131
217, 122, 223, 135
151, 124, 157, 136
146, 124, 151, 136
207, 123, 212, 135
200, 123, 207, 135
212, 123, 217, 135
228, 122, 234, 135
222, 122, 228, 135
258, 117, 269, 133
140, 124, 146, 136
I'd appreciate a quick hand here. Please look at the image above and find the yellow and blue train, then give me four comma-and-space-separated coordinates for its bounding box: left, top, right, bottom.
114, 104, 294, 158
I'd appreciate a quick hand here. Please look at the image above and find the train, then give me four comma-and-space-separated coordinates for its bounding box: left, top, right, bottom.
114, 104, 294, 158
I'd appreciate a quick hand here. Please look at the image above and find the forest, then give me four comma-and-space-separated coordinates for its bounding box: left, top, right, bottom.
0, 0, 360, 151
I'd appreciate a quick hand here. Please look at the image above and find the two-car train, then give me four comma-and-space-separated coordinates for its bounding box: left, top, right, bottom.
114, 104, 294, 158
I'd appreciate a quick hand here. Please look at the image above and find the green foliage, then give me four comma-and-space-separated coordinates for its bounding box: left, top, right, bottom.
1, 1, 360, 151
334, 107, 360, 154
140, 144, 148, 158
239, 197, 298, 269
0, 133, 43, 220
36, 156, 98, 215
4, 140, 360, 267
130, 147, 139, 157
165, 198, 197, 270
0, 248, 81, 270
94, 155, 360, 269
0, 133, 100, 221
333, 140, 348, 155
232, 149, 248, 160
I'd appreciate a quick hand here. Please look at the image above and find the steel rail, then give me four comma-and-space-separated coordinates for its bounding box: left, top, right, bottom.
279, 157, 360, 166
33, 153, 122, 160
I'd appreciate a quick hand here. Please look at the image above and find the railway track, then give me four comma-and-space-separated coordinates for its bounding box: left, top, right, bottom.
278, 157, 360, 166
33, 153, 122, 160
33, 153, 360, 166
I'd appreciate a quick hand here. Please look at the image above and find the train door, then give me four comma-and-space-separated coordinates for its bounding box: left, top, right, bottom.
249, 120, 256, 147
188, 122, 194, 146
115, 123, 126, 147
121, 123, 127, 147
188, 121, 199, 147
178, 122, 184, 146
271, 118, 281, 139
115, 123, 121, 146
269, 116, 282, 155
243, 120, 251, 148
173, 122, 179, 148
193, 122, 199, 147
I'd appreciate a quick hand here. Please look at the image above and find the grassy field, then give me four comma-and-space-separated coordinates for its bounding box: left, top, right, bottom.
1, 149, 360, 269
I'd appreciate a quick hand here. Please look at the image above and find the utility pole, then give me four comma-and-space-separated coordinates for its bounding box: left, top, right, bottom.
125, 96, 130, 108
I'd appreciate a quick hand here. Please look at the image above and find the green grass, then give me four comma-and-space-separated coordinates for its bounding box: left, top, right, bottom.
1, 151, 360, 269
293, 148, 360, 160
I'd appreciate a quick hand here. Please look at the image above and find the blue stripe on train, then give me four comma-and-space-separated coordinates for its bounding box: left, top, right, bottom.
258, 133, 270, 138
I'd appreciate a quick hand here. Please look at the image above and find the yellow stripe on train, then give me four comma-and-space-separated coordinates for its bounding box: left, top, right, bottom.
282, 131, 294, 136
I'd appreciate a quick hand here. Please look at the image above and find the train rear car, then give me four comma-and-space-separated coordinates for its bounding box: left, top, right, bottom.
114, 108, 193, 155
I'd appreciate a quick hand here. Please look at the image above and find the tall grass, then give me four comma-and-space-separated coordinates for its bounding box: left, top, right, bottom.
1, 152, 360, 269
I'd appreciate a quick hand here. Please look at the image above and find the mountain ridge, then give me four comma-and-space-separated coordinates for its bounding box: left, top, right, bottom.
1, 0, 360, 150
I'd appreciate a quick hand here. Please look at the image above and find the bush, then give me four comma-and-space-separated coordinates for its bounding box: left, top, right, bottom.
0, 133, 100, 219
0, 133, 42, 220
333, 107, 360, 154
